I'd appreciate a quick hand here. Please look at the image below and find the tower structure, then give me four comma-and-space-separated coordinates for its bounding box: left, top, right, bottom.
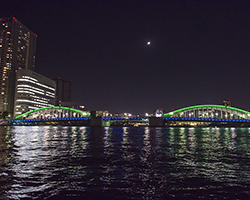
52, 77, 72, 105
0, 16, 37, 117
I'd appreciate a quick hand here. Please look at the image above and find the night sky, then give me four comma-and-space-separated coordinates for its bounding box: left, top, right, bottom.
2, 0, 250, 114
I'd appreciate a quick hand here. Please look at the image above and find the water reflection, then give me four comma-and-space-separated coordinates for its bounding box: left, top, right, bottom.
0, 126, 250, 199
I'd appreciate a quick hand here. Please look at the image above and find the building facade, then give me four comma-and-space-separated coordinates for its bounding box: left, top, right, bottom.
52, 77, 72, 105
0, 16, 37, 117
14, 69, 56, 118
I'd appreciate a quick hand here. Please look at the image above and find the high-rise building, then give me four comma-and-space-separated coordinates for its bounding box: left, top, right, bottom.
52, 77, 72, 105
14, 69, 56, 118
0, 16, 37, 117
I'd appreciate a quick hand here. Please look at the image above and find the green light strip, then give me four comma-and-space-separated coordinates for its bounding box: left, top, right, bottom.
164, 104, 250, 117
15, 106, 90, 119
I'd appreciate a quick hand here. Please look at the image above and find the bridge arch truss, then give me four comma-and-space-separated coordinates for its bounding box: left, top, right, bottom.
15, 106, 90, 120
164, 105, 250, 120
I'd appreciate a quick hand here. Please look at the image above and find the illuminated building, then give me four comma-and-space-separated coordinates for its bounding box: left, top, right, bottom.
0, 16, 37, 117
155, 108, 164, 117
52, 77, 72, 105
14, 69, 56, 118
223, 99, 231, 107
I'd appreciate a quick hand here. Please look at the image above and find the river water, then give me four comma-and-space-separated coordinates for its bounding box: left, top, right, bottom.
1, 126, 250, 199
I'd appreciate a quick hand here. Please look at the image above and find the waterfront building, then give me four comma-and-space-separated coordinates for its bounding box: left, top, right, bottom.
223, 99, 231, 107
59, 101, 86, 110
14, 69, 55, 118
0, 16, 37, 117
52, 77, 72, 105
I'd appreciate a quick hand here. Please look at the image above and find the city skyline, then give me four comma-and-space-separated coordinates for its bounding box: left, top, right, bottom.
2, 1, 250, 114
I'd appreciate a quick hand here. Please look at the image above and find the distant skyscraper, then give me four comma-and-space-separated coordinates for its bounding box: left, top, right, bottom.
0, 16, 37, 117
52, 77, 72, 105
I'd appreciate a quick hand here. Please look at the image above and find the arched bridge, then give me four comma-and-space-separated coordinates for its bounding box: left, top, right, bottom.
15, 106, 90, 120
11, 104, 250, 127
163, 105, 250, 123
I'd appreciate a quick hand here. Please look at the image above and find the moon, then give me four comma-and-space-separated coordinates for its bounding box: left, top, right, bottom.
147, 41, 151, 45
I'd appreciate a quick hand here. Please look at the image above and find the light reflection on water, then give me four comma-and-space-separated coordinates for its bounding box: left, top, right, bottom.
1, 126, 250, 199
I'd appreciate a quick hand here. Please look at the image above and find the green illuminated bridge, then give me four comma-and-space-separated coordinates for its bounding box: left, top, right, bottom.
11, 105, 250, 126
164, 104, 250, 119
15, 106, 90, 120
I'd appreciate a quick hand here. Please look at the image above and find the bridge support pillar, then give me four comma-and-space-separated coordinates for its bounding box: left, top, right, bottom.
149, 117, 164, 127
90, 116, 110, 127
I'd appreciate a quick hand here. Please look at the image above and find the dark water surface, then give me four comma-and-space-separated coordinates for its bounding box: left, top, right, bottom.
1, 126, 250, 199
